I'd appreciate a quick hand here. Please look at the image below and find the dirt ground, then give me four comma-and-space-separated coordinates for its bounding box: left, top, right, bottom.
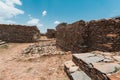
0, 42, 71, 80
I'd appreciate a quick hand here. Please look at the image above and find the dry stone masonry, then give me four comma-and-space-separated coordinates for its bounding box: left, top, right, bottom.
64, 51, 120, 80
56, 18, 120, 52
46, 29, 56, 38
0, 24, 40, 43
64, 61, 91, 80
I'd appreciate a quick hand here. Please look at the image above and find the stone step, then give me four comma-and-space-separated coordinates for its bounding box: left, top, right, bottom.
0, 41, 6, 45
64, 60, 91, 80
72, 53, 120, 80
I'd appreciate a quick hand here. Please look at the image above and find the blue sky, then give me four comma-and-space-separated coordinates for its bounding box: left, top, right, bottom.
0, 0, 120, 33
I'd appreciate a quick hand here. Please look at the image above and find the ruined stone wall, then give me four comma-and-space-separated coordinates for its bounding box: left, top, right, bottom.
56, 21, 88, 52
46, 29, 56, 38
0, 24, 40, 43
88, 19, 120, 52
56, 19, 120, 52
56, 23, 67, 50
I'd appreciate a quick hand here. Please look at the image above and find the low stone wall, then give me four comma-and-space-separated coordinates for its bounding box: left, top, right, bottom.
72, 53, 120, 80
0, 24, 40, 43
56, 18, 120, 52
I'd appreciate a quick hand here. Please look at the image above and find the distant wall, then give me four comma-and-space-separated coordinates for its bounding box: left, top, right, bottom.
56, 19, 120, 52
0, 24, 40, 43
46, 29, 56, 38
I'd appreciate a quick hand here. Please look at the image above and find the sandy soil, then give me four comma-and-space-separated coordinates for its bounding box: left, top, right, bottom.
0, 42, 71, 80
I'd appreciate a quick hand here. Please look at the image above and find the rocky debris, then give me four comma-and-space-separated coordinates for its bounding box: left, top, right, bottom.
0, 24, 40, 43
22, 41, 65, 57
0, 40, 7, 47
64, 60, 91, 80
72, 52, 120, 80
56, 18, 120, 53
0, 40, 6, 45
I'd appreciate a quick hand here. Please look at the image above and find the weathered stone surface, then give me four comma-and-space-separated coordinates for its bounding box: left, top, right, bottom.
72, 52, 120, 80
73, 53, 105, 64
71, 71, 91, 80
64, 61, 79, 73
64, 60, 91, 80
113, 56, 120, 62
93, 63, 120, 74
0, 40, 7, 47
73, 53, 95, 59
0, 41, 5, 45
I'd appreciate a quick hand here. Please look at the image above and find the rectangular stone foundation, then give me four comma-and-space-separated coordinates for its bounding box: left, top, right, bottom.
72, 53, 120, 80
64, 61, 91, 80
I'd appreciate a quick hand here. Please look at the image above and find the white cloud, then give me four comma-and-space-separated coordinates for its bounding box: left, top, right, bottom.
0, 0, 24, 24
54, 21, 60, 25
27, 18, 46, 33
6, 0, 22, 7
42, 10, 47, 16
27, 18, 43, 27
0, 18, 16, 24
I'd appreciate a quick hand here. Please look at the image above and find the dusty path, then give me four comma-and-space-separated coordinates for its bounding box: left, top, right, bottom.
0, 42, 71, 80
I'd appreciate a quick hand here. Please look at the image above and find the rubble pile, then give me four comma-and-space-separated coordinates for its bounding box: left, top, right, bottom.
22, 41, 64, 56
0, 40, 7, 47
0, 40, 6, 45
56, 18, 120, 52
0, 24, 40, 43
46, 29, 56, 38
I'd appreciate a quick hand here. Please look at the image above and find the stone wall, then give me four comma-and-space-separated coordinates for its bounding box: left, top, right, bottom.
56, 18, 120, 52
0, 24, 40, 43
72, 52, 120, 80
56, 21, 88, 52
46, 29, 56, 38
87, 19, 120, 52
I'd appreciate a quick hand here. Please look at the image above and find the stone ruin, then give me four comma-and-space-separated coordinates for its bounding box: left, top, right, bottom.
46, 29, 56, 38
0, 24, 40, 43
64, 51, 120, 80
21, 40, 64, 57
56, 18, 120, 53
